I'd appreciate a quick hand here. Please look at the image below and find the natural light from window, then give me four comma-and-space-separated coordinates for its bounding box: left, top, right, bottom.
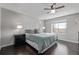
54, 23, 66, 29
51, 22, 67, 33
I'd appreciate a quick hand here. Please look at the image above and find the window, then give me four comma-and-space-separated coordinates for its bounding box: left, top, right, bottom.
51, 22, 67, 33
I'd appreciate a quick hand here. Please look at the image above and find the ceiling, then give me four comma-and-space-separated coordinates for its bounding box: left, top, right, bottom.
0, 3, 79, 20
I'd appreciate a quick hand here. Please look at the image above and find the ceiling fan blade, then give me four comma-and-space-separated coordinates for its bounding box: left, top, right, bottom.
51, 3, 56, 9
44, 8, 52, 10
55, 6, 64, 9
53, 3, 56, 5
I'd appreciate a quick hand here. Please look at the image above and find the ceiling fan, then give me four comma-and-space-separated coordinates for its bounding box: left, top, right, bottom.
44, 3, 65, 13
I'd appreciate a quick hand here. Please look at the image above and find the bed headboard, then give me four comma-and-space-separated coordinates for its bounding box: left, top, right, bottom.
25, 29, 34, 34
25, 29, 39, 34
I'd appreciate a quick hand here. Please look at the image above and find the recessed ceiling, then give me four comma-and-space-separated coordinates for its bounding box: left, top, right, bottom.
0, 3, 79, 19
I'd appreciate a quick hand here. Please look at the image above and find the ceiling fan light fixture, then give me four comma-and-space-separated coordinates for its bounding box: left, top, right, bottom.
50, 9, 55, 13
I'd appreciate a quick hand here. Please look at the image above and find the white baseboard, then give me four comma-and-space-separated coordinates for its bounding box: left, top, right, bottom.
59, 39, 78, 44
1, 43, 14, 48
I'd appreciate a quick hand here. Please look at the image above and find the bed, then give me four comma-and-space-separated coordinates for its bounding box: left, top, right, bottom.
25, 33, 58, 54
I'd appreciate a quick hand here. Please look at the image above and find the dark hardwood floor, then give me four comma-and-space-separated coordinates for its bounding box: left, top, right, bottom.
0, 40, 79, 55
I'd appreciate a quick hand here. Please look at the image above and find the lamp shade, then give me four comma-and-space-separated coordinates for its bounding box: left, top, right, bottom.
42, 27, 45, 29
17, 25, 23, 29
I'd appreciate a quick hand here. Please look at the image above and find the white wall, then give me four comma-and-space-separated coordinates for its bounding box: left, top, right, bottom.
1, 8, 40, 48
44, 13, 79, 43
0, 7, 1, 49
66, 14, 79, 43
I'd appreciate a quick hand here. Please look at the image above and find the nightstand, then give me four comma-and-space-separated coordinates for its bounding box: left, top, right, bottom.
14, 34, 26, 47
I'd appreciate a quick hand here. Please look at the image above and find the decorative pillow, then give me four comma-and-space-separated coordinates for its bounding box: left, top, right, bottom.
25, 29, 34, 34
34, 29, 39, 34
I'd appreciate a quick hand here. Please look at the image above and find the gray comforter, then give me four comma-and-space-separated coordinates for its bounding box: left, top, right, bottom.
26, 33, 58, 53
